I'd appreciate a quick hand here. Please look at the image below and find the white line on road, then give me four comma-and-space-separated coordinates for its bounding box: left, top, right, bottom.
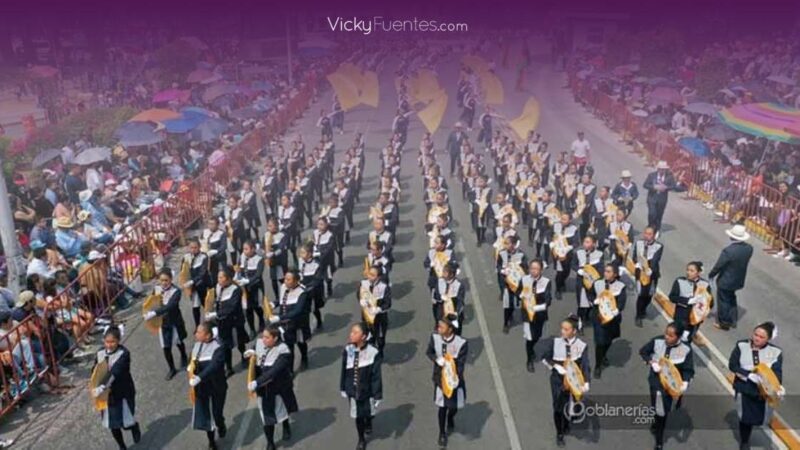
456, 239, 523, 450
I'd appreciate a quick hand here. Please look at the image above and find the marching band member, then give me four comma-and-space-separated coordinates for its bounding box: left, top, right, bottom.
202, 217, 227, 277
367, 241, 393, 284
533, 190, 557, 263
367, 217, 395, 262
517, 259, 551, 372
298, 242, 324, 335
223, 195, 245, 263
189, 322, 228, 450
640, 322, 694, 450
264, 218, 288, 299
576, 173, 596, 238
271, 270, 310, 371
427, 314, 469, 448
184, 237, 212, 328
143, 268, 189, 380
376, 192, 399, 234
92, 325, 141, 450
729, 322, 784, 449
489, 193, 519, 230
607, 209, 633, 269
432, 262, 465, 333
340, 322, 383, 450
425, 236, 456, 293
359, 267, 392, 354
236, 240, 266, 339
633, 227, 664, 327
573, 236, 603, 328
313, 217, 337, 298
278, 193, 299, 265
240, 179, 260, 240
321, 194, 346, 266
589, 186, 614, 250
668, 261, 713, 343
542, 315, 590, 448
335, 178, 355, 242
591, 264, 626, 378
245, 325, 298, 450
612, 170, 639, 217
208, 267, 248, 377
551, 213, 578, 301
497, 235, 528, 333
470, 175, 492, 246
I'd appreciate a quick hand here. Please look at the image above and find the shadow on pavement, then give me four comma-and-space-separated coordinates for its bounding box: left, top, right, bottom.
382, 339, 418, 366
373, 402, 415, 439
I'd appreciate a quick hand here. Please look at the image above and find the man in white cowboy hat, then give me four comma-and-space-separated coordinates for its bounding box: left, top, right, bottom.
611, 169, 640, 216
446, 122, 467, 177
54, 216, 88, 259
708, 224, 753, 330
643, 160, 676, 234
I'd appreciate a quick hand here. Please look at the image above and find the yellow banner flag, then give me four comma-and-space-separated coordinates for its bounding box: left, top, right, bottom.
509, 97, 540, 140
337, 63, 365, 87
482, 71, 504, 105
417, 89, 448, 134
327, 72, 360, 111
462, 54, 490, 74
359, 70, 379, 108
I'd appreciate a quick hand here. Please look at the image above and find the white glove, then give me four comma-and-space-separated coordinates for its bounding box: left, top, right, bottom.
554, 364, 566, 375
747, 373, 761, 384
183, 281, 193, 289
577, 269, 586, 277
143, 311, 157, 321
205, 312, 217, 320
189, 376, 201, 387
208, 249, 218, 257
269, 315, 280, 324
582, 382, 590, 393
687, 296, 700, 305
778, 386, 786, 399
436, 357, 445, 367
619, 267, 628, 275
373, 399, 382, 409
92, 385, 106, 397
360, 299, 369, 308
248, 380, 258, 392
650, 362, 662, 373
243, 349, 256, 359
548, 242, 554, 248
680, 381, 689, 393
340, 391, 348, 399
635, 262, 641, 269
532, 304, 547, 312
592, 299, 600, 306
239, 278, 250, 285
266, 252, 274, 258
646, 268, 653, 276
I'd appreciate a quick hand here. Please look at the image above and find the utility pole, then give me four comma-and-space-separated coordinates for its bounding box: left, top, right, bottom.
0, 157, 24, 295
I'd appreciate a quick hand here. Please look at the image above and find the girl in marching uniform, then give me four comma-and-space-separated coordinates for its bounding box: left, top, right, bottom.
551, 213, 579, 300
517, 259, 551, 372
240, 180, 260, 240
245, 325, 298, 450
270, 270, 311, 371
590, 186, 614, 251
264, 218, 288, 299
313, 217, 337, 298
92, 326, 141, 450
573, 236, 604, 329
185, 238, 213, 328
359, 267, 392, 354
340, 322, 383, 450
278, 194, 299, 265
607, 209, 633, 269
223, 195, 246, 263
335, 178, 354, 242
236, 240, 266, 339
322, 194, 346, 266
367, 241, 393, 284
633, 227, 663, 327
368, 217, 395, 263
207, 266, 248, 377
668, 261, 712, 343
189, 322, 228, 450
533, 190, 557, 264
640, 322, 693, 450
202, 217, 227, 278
470, 175, 492, 245
497, 235, 528, 333
542, 315, 590, 448
298, 242, 325, 333
591, 264, 626, 378
729, 322, 784, 449
425, 236, 456, 294
426, 314, 469, 448
432, 262, 466, 333
143, 268, 189, 380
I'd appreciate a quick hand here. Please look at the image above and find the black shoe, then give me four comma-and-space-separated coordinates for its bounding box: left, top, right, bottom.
650, 422, 657, 434
602, 357, 610, 368
180, 355, 189, 369
131, 423, 142, 443
527, 360, 536, 373
267, 443, 276, 450
556, 434, 565, 447
555, 291, 562, 300
300, 357, 309, 371
365, 422, 373, 436
225, 368, 235, 378
241, 358, 249, 370
447, 417, 455, 434
208, 440, 218, 450
635, 318, 643, 328
316, 322, 324, 331
165, 368, 177, 381
218, 424, 227, 438
283, 422, 292, 440
438, 433, 448, 448
655, 445, 663, 450
502, 325, 509, 334
356, 439, 366, 450
594, 367, 602, 379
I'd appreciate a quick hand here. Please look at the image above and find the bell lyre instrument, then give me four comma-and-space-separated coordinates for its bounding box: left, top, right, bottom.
441, 350, 459, 399
247, 355, 257, 400
89, 359, 110, 412
360, 283, 378, 325
581, 264, 601, 290
658, 357, 684, 400
142, 293, 163, 335
596, 288, 619, 325
689, 284, 713, 326
754, 362, 783, 407
563, 359, 586, 401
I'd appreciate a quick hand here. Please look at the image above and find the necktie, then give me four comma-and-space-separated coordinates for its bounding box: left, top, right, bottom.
353, 348, 360, 390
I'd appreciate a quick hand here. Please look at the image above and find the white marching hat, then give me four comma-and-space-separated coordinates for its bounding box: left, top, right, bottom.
725, 224, 750, 241
621, 170, 632, 178
656, 160, 670, 170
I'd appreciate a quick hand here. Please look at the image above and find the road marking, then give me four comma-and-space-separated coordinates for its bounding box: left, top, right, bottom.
456, 239, 523, 450
651, 293, 788, 450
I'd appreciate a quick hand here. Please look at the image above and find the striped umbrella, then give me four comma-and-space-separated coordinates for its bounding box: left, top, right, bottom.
717, 103, 800, 144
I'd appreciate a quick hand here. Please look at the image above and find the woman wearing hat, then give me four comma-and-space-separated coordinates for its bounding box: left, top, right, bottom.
426, 313, 468, 448
340, 322, 383, 450
612, 169, 639, 216
54, 216, 88, 259
143, 268, 189, 380
728, 322, 783, 449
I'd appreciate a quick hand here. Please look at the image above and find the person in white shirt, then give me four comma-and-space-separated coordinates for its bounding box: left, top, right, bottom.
570, 131, 591, 174
85, 165, 103, 193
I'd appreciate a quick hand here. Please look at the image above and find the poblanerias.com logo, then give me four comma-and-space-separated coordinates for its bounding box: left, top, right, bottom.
566, 399, 656, 426
326, 16, 469, 35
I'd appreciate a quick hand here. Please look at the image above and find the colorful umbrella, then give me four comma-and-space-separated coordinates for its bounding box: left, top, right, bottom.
162, 113, 208, 133
74, 147, 111, 165
678, 137, 710, 157
114, 122, 164, 146
718, 103, 800, 143
31, 148, 63, 168
684, 102, 717, 116
152, 89, 190, 104
648, 87, 683, 106
190, 118, 229, 142
203, 83, 240, 103
129, 108, 181, 123
703, 124, 740, 141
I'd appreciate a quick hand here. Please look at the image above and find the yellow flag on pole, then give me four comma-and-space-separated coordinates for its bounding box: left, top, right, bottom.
509, 97, 540, 140
482, 71, 504, 105
327, 72, 360, 111
417, 89, 448, 134
359, 70, 379, 107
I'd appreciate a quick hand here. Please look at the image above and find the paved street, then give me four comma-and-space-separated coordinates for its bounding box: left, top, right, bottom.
8, 36, 800, 450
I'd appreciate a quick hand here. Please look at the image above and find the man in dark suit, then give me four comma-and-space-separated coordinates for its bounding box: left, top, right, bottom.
446, 122, 466, 177
642, 160, 676, 233
708, 225, 754, 330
